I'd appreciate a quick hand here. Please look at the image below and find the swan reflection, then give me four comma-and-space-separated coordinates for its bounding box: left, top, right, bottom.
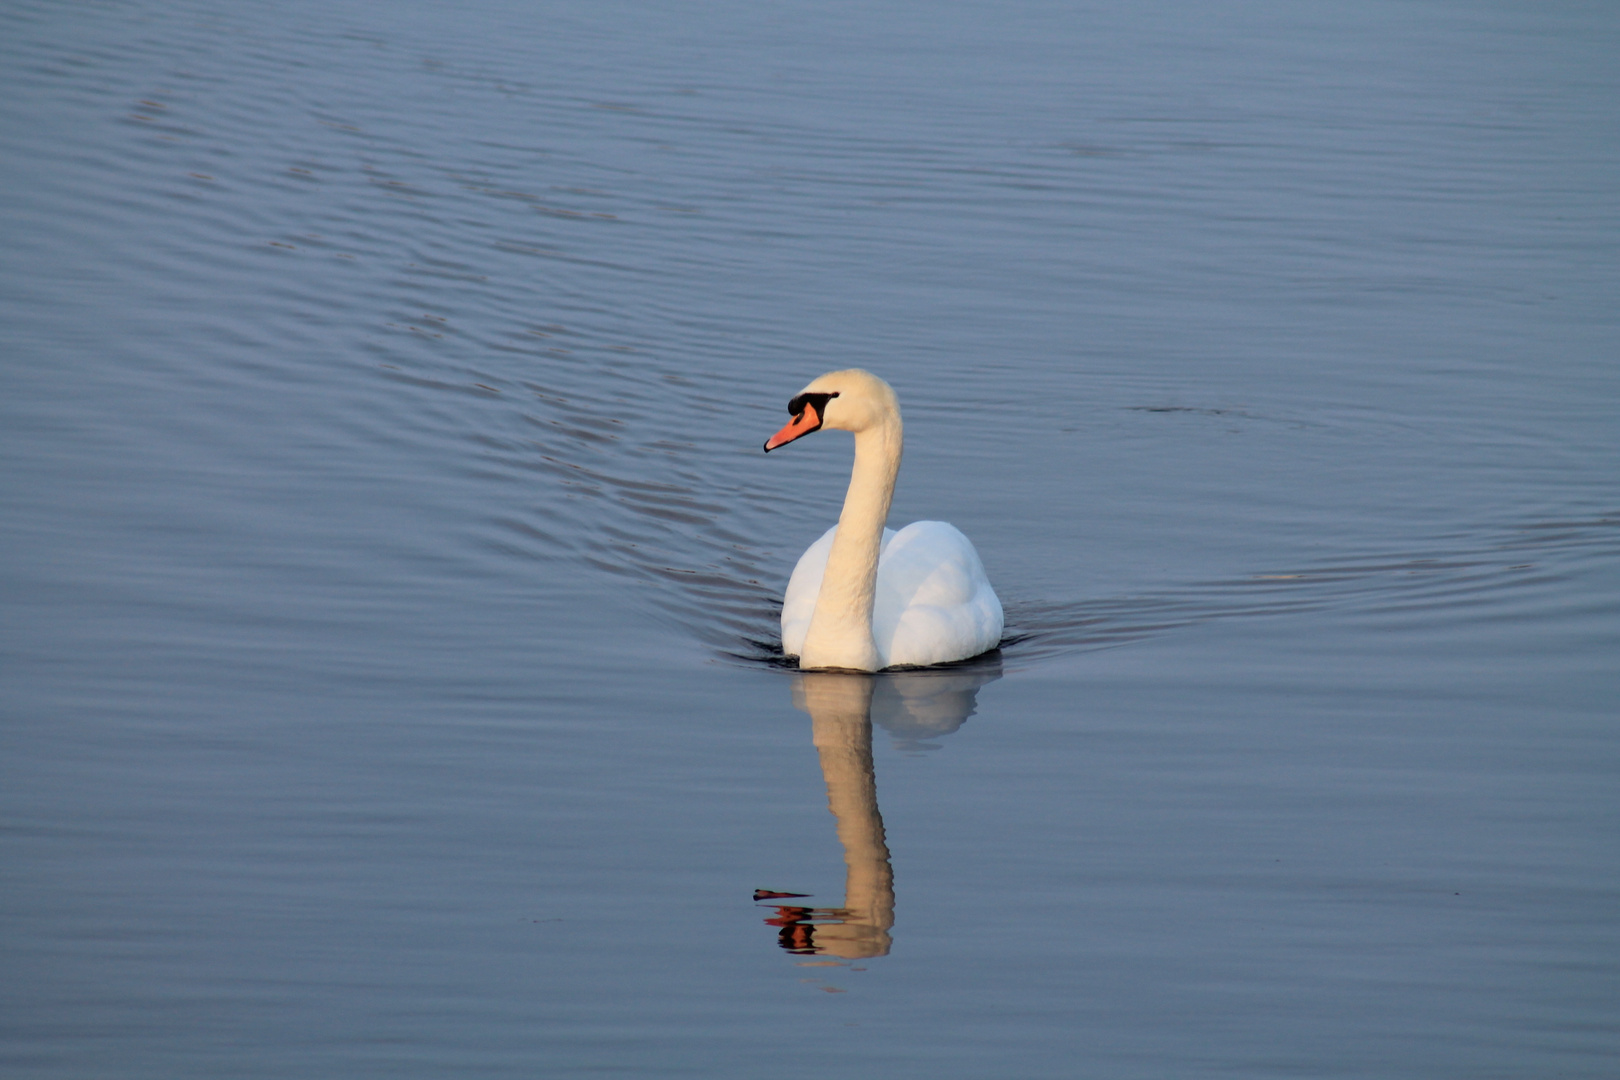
760, 661, 1001, 958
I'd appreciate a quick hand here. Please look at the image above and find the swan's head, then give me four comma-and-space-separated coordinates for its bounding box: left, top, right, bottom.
763, 369, 899, 452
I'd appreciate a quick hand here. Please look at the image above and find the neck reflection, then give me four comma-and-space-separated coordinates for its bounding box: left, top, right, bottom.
762, 662, 1001, 959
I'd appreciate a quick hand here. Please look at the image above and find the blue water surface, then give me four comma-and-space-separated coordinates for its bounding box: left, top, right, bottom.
3, 1, 1617, 1076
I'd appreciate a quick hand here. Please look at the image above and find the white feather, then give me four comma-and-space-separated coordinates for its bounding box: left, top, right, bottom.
783, 521, 1003, 668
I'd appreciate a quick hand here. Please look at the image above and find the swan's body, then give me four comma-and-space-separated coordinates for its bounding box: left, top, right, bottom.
764, 369, 1003, 671
781, 522, 1002, 668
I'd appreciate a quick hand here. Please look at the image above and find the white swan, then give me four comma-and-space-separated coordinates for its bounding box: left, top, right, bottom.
764, 369, 1003, 671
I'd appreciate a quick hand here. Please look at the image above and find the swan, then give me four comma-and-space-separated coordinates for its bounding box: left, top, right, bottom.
763, 369, 1003, 671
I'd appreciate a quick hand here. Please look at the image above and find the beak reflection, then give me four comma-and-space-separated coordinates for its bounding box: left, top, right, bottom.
759, 660, 1002, 959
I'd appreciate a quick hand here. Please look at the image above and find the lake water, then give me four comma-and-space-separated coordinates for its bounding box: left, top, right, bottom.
3, 0, 1617, 1076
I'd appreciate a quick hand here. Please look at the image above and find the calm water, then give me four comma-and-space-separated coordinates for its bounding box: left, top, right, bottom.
3, 0, 1618, 1075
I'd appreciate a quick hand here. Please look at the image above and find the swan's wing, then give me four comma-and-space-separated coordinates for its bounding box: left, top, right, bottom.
781, 525, 897, 658
876, 521, 983, 608
872, 521, 1004, 667
781, 526, 836, 657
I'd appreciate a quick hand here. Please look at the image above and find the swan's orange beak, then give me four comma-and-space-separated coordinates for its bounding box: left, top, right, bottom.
764, 401, 823, 452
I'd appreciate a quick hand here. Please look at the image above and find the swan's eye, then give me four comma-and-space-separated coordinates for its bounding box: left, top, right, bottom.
787, 390, 838, 419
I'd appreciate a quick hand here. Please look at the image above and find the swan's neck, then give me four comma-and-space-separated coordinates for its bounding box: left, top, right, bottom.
800, 418, 902, 671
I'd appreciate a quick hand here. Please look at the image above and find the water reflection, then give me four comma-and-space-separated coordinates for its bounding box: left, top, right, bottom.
760, 663, 1001, 958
